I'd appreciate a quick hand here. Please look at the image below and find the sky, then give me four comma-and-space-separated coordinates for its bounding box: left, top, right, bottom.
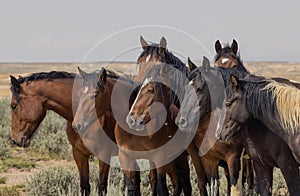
1, 0, 300, 62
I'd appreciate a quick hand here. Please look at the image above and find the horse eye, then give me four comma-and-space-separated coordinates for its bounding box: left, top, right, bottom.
91, 91, 98, 98
225, 101, 232, 107
146, 87, 154, 93
11, 104, 17, 110
196, 88, 202, 93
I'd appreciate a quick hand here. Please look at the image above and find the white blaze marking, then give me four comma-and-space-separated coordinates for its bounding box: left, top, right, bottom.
83, 86, 89, 94
146, 54, 151, 62
222, 58, 229, 64
128, 77, 152, 115
189, 80, 194, 86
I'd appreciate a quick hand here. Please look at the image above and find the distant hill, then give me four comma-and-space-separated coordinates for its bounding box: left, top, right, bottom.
0, 61, 299, 98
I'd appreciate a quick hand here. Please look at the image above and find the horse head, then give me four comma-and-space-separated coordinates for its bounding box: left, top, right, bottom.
215, 75, 249, 142
72, 68, 110, 133
10, 75, 47, 147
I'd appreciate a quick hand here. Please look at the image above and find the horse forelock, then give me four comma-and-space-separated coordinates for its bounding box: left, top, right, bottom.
262, 82, 300, 134
10, 86, 20, 102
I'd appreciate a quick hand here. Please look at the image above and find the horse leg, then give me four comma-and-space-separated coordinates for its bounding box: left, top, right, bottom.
98, 160, 110, 196
119, 151, 141, 196
252, 161, 272, 196
66, 122, 90, 196
278, 159, 300, 196
175, 153, 191, 196
221, 162, 230, 196
202, 158, 219, 196
244, 156, 254, 193
165, 162, 181, 196
156, 167, 169, 196
186, 143, 207, 196
73, 147, 90, 196
227, 156, 241, 196
148, 164, 158, 196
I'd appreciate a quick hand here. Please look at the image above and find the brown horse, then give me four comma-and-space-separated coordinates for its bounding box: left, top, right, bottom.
10, 72, 116, 196
213, 40, 300, 195
72, 68, 192, 196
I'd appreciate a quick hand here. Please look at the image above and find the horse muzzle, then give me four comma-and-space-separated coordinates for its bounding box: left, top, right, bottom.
72, 121, 89, 133
126, 114, 145, 131
11, 136, 30, 148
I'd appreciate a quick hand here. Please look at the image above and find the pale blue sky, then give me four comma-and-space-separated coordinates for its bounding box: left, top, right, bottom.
1, 1, 300, 62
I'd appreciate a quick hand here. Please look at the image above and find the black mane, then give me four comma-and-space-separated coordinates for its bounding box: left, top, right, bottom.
238, 77, 280, 127
17, 71, 76, 84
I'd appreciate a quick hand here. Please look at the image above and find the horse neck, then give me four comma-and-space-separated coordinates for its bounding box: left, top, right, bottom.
245, 83, 290, 141
29, 79, 74, 121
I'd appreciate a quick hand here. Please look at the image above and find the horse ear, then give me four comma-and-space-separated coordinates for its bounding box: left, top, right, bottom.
202, 56, 210, 72
78, 67, 87, 77
187, 57, 197, 71
215, 40, 222, 53
10, 75, 21, 92
159, 36, 167, 51
231, 39, 238, 54
100, 68, 107, 84
230, 75, 239, 89
140, 36, 148, 49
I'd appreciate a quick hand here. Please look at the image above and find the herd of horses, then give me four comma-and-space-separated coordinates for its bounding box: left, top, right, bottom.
9, 36, 300, 196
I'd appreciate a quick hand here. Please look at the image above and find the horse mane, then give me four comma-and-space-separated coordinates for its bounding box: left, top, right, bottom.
242, 78, 300, 134
262, 82, 300, 134
214, 43, 249, 73
16, 71, 76, 84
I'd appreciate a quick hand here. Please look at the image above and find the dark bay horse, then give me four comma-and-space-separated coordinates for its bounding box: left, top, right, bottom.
10, 72, 116, 196
171, 58, 243, 196
213, 40, 300, 195
72, 68, 192, 196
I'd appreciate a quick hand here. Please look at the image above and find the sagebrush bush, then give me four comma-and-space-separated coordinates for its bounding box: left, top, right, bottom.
0, 99, 12, 140
29, 111, 72, 159
28, 166, 79, 195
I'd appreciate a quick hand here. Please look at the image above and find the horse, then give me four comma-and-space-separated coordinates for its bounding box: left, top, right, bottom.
213, 40, 300, 195
136, 36, 197, 195
72, 68, 192, 196
168, 57, 242, 196
9, 71, 116, 196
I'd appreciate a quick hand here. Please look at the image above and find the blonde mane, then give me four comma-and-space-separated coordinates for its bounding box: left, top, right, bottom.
263, 82, 300, 134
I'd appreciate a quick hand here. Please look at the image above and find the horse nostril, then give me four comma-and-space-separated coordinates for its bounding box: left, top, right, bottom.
126, 115, 135, 127
74, 123, 82, 132
10, 138, 17, 145
178, 117, 187, 128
